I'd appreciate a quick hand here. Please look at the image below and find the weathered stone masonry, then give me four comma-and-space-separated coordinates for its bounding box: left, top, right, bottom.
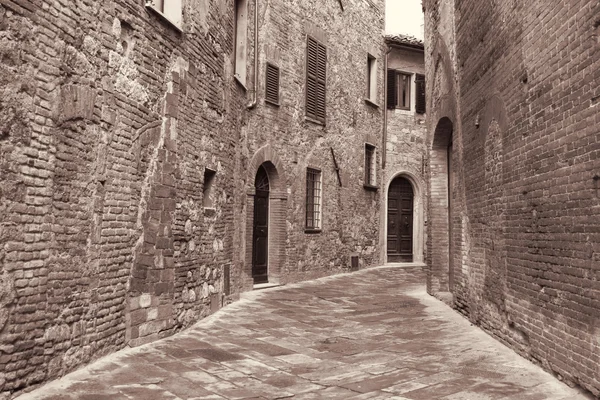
0, 0, 387, 396
425, 0, 600, 396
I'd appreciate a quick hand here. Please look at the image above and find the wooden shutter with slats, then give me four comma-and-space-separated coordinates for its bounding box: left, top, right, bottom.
387, 69, 397, 109
265, 63, 280, 105
415, 74, 426, 114
306, 36, 326, 123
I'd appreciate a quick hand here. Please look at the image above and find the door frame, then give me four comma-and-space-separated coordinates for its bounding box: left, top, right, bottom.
383, 171, 424, 264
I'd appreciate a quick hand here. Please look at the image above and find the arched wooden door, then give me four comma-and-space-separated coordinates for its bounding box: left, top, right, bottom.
387, 177, 414, 262
252, 165, 269, 283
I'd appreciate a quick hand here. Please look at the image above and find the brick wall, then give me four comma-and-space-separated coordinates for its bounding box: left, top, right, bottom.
0, 0, 242, 396
425, 0, 600, 395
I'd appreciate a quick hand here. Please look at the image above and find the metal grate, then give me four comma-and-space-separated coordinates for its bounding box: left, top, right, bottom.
305, 168, 322, 229
365, 144, 376, 186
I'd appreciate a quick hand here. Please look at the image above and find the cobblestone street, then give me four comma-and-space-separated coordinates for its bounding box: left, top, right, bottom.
18, 267, 589, 400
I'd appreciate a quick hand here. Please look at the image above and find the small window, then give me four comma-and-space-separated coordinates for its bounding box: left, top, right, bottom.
367, 55, 377, 102
415, 74, 426, 114
265, 63, 280, 105
146, 0, 182, 29
364, 144, 377, 188
387, 70, 413, 111
234, 0, 248, 85
306, 36, 326, 123
203, 168, 216, 208
305, 168, 322, 230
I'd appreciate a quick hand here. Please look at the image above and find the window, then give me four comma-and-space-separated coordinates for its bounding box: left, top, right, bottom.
415, 74, 426, 114
366, 55, 377, 103
234, 0, 248, 85
203, 168, 216, 208
364, 144, 377, 188
146, 0, 182, 29
306, 36, 326, 123
305, 168, 322, 230
265, 63, 280, 105
387, 70, 415, 111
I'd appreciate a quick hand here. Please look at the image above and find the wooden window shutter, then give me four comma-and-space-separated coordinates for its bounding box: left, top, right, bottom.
416, 74, 426, 114
265, 63, 280, 105
387, 69, 397, 109
306, 36, 326, 122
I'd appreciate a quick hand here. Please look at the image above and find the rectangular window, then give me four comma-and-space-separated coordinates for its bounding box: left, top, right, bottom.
364, 144, 376, 187
306, 36, 326, 123
387, 70, 414, 111
397, 72, 411, 110
234, 0, 248, 85
265, 63, 280, 105
203, 168, 216, 208
415, 73, 426, 114
146, 0, 183, 29
305, 168, 322, 230
367, 55, 377, 102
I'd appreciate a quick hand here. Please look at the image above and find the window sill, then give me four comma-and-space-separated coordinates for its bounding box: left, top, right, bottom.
364, 98, 379, 108
305, 116, 325, 126
145, 4, 183, 33
234, 75, 247, 91
363, 184, 379, 192
304, 228, 322, 234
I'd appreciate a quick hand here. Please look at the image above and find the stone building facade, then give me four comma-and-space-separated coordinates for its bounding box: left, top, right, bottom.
424, 0, 600, 396
382, 35, 427, 266
0, 0, 387, 396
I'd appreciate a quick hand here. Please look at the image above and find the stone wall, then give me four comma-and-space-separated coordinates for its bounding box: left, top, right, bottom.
240, 0, 386, 286
384, 45, 427, 264
425, 0, 600, 395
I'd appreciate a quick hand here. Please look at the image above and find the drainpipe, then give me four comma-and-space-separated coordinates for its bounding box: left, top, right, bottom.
383, 45, 392, 169
247, 0, 259, 109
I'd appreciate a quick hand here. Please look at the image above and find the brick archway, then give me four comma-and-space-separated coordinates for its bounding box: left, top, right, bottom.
245, 145, 287, 286
429, 117, 454, 294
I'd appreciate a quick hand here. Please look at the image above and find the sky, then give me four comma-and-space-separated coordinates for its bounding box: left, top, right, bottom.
385, 0, 424, 40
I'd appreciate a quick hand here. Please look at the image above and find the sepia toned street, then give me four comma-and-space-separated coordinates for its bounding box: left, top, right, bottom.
17, 267, 589, 400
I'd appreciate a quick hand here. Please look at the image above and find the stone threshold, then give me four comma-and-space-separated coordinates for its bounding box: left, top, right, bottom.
380, 262, 426, 268
253, 282, 283, 290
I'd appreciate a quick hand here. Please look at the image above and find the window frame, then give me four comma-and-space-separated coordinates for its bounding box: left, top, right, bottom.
305, 168, 323, 232
305, 36, 327, 125
395, 71, 412, 111
366, 54, 378, 106
145, 0, 183, 31
364, 144, 378, 190
234, 0, 248, 87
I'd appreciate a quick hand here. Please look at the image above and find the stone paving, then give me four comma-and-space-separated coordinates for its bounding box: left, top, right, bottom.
17, 267, 591, 400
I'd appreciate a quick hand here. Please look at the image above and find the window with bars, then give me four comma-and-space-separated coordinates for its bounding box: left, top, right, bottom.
387, 70, 413, 111
146, 0, 183, 29
306, 36, 326, 123
364, 144, 377, 188
305, 168, 322, 230
265, 63, 280, 105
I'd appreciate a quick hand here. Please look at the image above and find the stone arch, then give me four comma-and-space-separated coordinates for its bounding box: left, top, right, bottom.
245, 145, 287, 287
383, 170, 426, 264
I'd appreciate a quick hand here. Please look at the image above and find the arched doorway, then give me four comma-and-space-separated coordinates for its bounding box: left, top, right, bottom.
387, 177, 414, 262
252, 165, 270, 284
430, 117, 454, 292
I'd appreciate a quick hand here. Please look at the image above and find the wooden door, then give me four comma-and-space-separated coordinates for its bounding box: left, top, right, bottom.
387, 177, 414, 262
252, 166, 269, 284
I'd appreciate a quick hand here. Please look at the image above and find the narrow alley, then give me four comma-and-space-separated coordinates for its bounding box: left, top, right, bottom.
17, 267, 588, 400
